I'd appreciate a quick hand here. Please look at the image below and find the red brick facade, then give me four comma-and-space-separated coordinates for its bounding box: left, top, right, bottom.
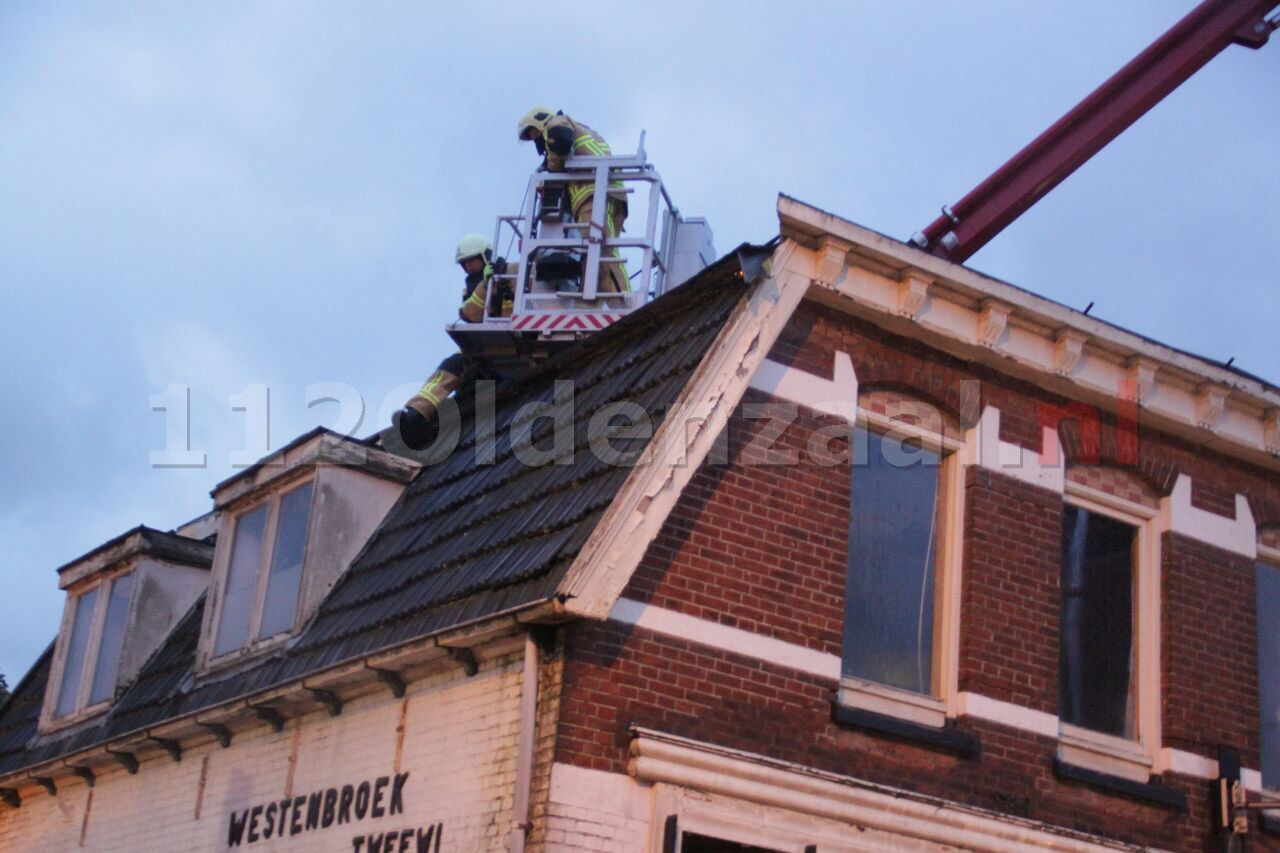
1162, 532, 1261, 766
961, 465, 1062, 715
554, 304, 1280, 850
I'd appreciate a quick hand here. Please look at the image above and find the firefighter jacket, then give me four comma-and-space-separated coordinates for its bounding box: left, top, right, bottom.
458, 257, 511, 323
543, 114, 627, 222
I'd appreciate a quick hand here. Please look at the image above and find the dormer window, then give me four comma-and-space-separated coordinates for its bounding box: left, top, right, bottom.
212, 480, 314, 657
196, 429, 418, 673
41, 527, 213, 732
54, 572, 134, 718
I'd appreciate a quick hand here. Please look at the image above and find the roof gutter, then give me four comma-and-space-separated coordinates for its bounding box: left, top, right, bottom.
0, 597, 564, 794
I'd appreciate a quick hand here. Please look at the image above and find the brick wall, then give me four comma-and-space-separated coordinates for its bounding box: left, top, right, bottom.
625, 388, 849, 658
1163, 532, 1261, 766
551, 304, 1280, 851
961, 466, 1062, 714
776, 302, 1280, 519
539, 763, 652, 851
557, 621, 1236, 850
0, 654, 526, 852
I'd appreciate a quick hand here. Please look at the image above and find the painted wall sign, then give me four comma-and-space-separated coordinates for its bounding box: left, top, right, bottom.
226, 771, 441, 851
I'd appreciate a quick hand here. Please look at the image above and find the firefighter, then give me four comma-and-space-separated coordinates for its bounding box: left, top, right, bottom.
393, 235, 510, 449
517, 106, 630, 294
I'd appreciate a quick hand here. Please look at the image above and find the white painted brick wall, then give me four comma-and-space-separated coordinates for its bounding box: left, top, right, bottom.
542, 763, 653, 852
0, 653, 525, 852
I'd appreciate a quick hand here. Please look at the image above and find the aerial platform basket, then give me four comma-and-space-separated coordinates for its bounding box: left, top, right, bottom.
447, 133, 715, 378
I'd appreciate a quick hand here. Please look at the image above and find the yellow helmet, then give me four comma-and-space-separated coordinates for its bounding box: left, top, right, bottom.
455, 234, 493, 264
517, 106, 555, 141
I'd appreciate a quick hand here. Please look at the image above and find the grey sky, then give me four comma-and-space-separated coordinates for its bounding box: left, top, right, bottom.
1, 1, 1276, 684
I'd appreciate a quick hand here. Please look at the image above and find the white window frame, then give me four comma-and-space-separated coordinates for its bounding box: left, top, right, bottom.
1057, 479, 1161, 783
838, 408, 965, 730
202, 475, 316, 670
40, 566, 137, 731
1255, 540, 1280, 816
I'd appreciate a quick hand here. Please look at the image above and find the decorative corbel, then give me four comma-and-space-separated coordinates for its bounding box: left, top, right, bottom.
1195, 384, 1227, 431
1126, 357, 1159, 403
308, 688, 343, 718
0, 788, 19, 808
813, 237, 850, 287
371, 667, 406, 699
149, 737, 182, 763
448, 647, 479, 677
70, 767, 95, 788
977, 300, 1009, 349
897, 270, 931, 319
34, 777, 56, 796
1263, 408, 1279, 454
198, 722, 233, 748
106, 749, 139, 775
1053, 329, 1088, 376
252, 705, 286, 733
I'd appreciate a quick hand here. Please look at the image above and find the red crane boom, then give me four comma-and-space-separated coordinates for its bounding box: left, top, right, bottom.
911, 0, 1278, 263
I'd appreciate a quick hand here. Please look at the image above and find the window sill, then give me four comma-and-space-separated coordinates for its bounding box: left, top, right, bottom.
1052, 759, 1187, 811
37, 699, 112, 736
838, 679, 946, 729
1057, 723, 1151, 784
832, 700, 980, 759
197, 633, 292, 678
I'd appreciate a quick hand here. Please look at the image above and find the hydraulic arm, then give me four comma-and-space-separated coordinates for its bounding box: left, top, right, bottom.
912, 0, 1278, 262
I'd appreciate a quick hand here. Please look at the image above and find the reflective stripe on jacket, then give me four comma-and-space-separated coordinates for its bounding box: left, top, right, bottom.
545, 114, 625, 219
458, 258, 511, 323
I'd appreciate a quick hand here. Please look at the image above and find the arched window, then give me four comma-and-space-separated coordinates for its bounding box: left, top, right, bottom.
840, 389, 964, 728
1058, 464, 1161, 782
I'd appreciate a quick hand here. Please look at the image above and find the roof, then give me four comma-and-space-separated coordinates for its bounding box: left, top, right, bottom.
777, 195, 1280, 471
0, 648, 51, 778
0, 249, 756, 779
779, 193, 1279, 396
55, 525, 214, 589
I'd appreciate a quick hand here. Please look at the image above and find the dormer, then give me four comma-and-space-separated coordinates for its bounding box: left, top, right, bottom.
40, 527, 213, 733
195, 429, 417, 673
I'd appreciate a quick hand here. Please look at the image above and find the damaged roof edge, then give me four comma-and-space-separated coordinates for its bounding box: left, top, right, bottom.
778, 193, 1280, 402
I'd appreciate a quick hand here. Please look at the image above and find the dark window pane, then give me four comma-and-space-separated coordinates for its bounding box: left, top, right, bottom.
843, 428, 941, 694
1257, 563, 1280, 789
258, 482, 313, 639
1060, 504, 1135, 737
214, 505, 268, 656
55, 587, 99, 717
89, 573, 134, 704
682, 833, 785, 853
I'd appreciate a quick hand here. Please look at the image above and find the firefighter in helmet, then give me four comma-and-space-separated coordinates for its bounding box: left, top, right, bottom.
394, 234, 510, 449
517, 106, 629, 294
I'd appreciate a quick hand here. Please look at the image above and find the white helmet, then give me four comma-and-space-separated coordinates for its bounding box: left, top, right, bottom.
455, 234, 493, 264
517, 106, 555, 141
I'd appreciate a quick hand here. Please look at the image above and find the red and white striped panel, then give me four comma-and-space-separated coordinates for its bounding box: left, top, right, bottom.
511, 313, 623, 332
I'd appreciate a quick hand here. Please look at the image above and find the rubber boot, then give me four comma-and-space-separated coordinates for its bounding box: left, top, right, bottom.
394, 407, 438, 451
